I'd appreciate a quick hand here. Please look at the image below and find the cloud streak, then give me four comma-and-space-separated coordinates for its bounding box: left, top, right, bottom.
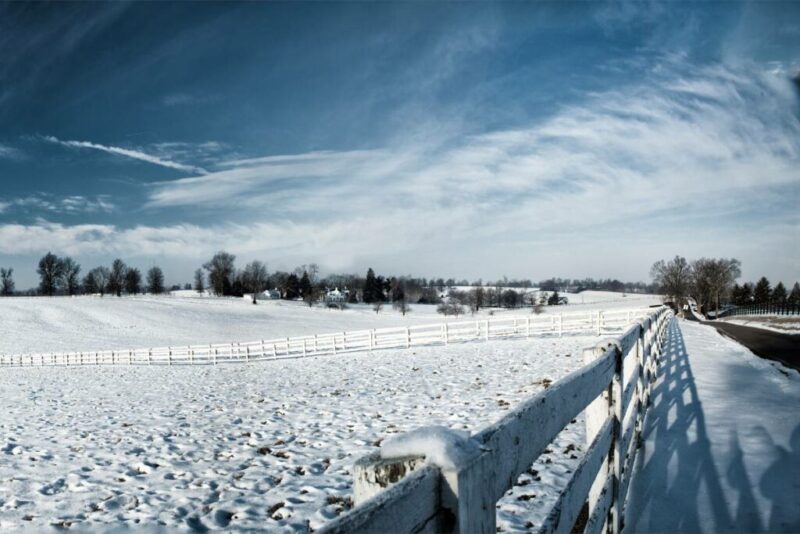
43, 135, 207, 174
4, 59, 798, 284
0, 194, 115, 215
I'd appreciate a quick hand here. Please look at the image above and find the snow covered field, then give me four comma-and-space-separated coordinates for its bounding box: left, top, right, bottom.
0, 335, 593, 532
0, 291, 660, 356
0, 291, 661, 532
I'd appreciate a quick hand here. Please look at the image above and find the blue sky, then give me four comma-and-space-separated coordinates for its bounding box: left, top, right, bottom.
1, 1, 798, 288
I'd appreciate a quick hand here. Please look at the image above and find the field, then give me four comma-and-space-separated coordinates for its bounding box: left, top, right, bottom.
0, 291, 659, 531
0, 290, 660, 356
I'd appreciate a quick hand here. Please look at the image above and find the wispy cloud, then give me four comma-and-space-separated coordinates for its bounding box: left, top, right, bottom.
3, 59, 798, 283
0, 194, 114, 215
161, 93, 219, 107
43, 135, 207, 174
133, 59, 799, 280
0, 142, 22, 159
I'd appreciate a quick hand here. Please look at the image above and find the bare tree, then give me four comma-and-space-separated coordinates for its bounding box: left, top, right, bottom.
373, 301, 383, 314
691, 258, 741, 314
108, 259, 127, 297
242, 261, 268, 304
204, 251, 236, 296
193, 268, 205, 294
60, 257, 81, 296
146, 266, 165, 294
393, 297, 411, 316
0, 268, 14, 296
125, 268, 142, 295
37, 252, 64, 296
650, 256, 692, 310
85, 266, 110, 296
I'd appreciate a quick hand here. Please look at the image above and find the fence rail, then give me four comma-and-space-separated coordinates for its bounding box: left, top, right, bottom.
719, 304, 800, 318
319, 306, 672, 534
0, 308, 655, 368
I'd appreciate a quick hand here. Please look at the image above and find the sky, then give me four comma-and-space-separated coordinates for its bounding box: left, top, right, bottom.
1, 1, 799, 288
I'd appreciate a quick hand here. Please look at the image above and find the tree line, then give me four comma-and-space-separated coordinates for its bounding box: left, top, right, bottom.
650, 255, 800, 313
730, 278, 800, 307
0, 252, 167, 297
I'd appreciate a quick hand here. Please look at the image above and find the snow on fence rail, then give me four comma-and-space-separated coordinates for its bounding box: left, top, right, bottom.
0, 308, 655, 367
318, 306, 672, 534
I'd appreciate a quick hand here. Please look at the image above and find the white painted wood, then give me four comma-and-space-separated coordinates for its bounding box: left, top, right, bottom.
541, 417, 613, 534
320, 465, 442, 534
473, 349, 616, 502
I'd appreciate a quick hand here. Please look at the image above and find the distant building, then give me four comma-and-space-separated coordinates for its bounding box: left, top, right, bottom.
324, 287, 350, 304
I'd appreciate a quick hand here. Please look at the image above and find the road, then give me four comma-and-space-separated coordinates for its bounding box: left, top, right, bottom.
685, 311, 800, 372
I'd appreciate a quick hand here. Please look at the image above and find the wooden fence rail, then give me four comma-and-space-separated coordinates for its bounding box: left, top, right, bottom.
318, 306, 672, 534
0, 307, 655, 368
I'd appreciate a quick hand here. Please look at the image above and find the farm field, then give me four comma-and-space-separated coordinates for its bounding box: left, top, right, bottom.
0, 334, 595, 532
0, 290, 660, 356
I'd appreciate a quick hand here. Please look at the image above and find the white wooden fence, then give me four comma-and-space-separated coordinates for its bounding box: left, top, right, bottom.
318, 306, 672, 534
0, 308, 654, 368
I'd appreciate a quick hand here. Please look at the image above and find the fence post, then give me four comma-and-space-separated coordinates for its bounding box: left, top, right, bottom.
369, 330, 375, 351
610, 343, 623, 534
559, 313, 563, 337
584, 344, 610, 519
635, 323, 646, 449
597, 311, 603, 336
526, 317, 531, 337
168, 347, 172, 366
148, 349, 152, 365
406, 327, 411, 348
484, 320, 489, 341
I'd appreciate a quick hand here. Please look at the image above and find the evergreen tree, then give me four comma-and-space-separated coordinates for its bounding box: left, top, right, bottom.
363, 268, 378, 303
146, 266, 165, 294
194, 268, 205, 293
548, 291, 560, 306
788, 282, 800, 306
300, 271, 312, 298
771, 282, 788, 305
283, 274, 300, 300
0, 268, 14, 296
37, 252, 64, 296
731, 283, 743, 305
753, 277, 771, 305
741, 282, 753, 304
125, 268, 142, 295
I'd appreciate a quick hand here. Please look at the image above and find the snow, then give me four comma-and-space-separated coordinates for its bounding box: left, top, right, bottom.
0, 334, 593, 532
719, 316, 800, 335
380, 426, 481, 471
0, 292, 659, 356
625, 319, 800, 532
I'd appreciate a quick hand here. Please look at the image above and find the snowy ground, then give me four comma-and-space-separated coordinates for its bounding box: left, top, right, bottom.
0, 291, 660, 356
626, 319, 800, 533
719, 316, 800, 335
0, 334, 595, 533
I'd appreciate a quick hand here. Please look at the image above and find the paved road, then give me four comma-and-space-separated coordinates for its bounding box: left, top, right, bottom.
685, 311, 800, 372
